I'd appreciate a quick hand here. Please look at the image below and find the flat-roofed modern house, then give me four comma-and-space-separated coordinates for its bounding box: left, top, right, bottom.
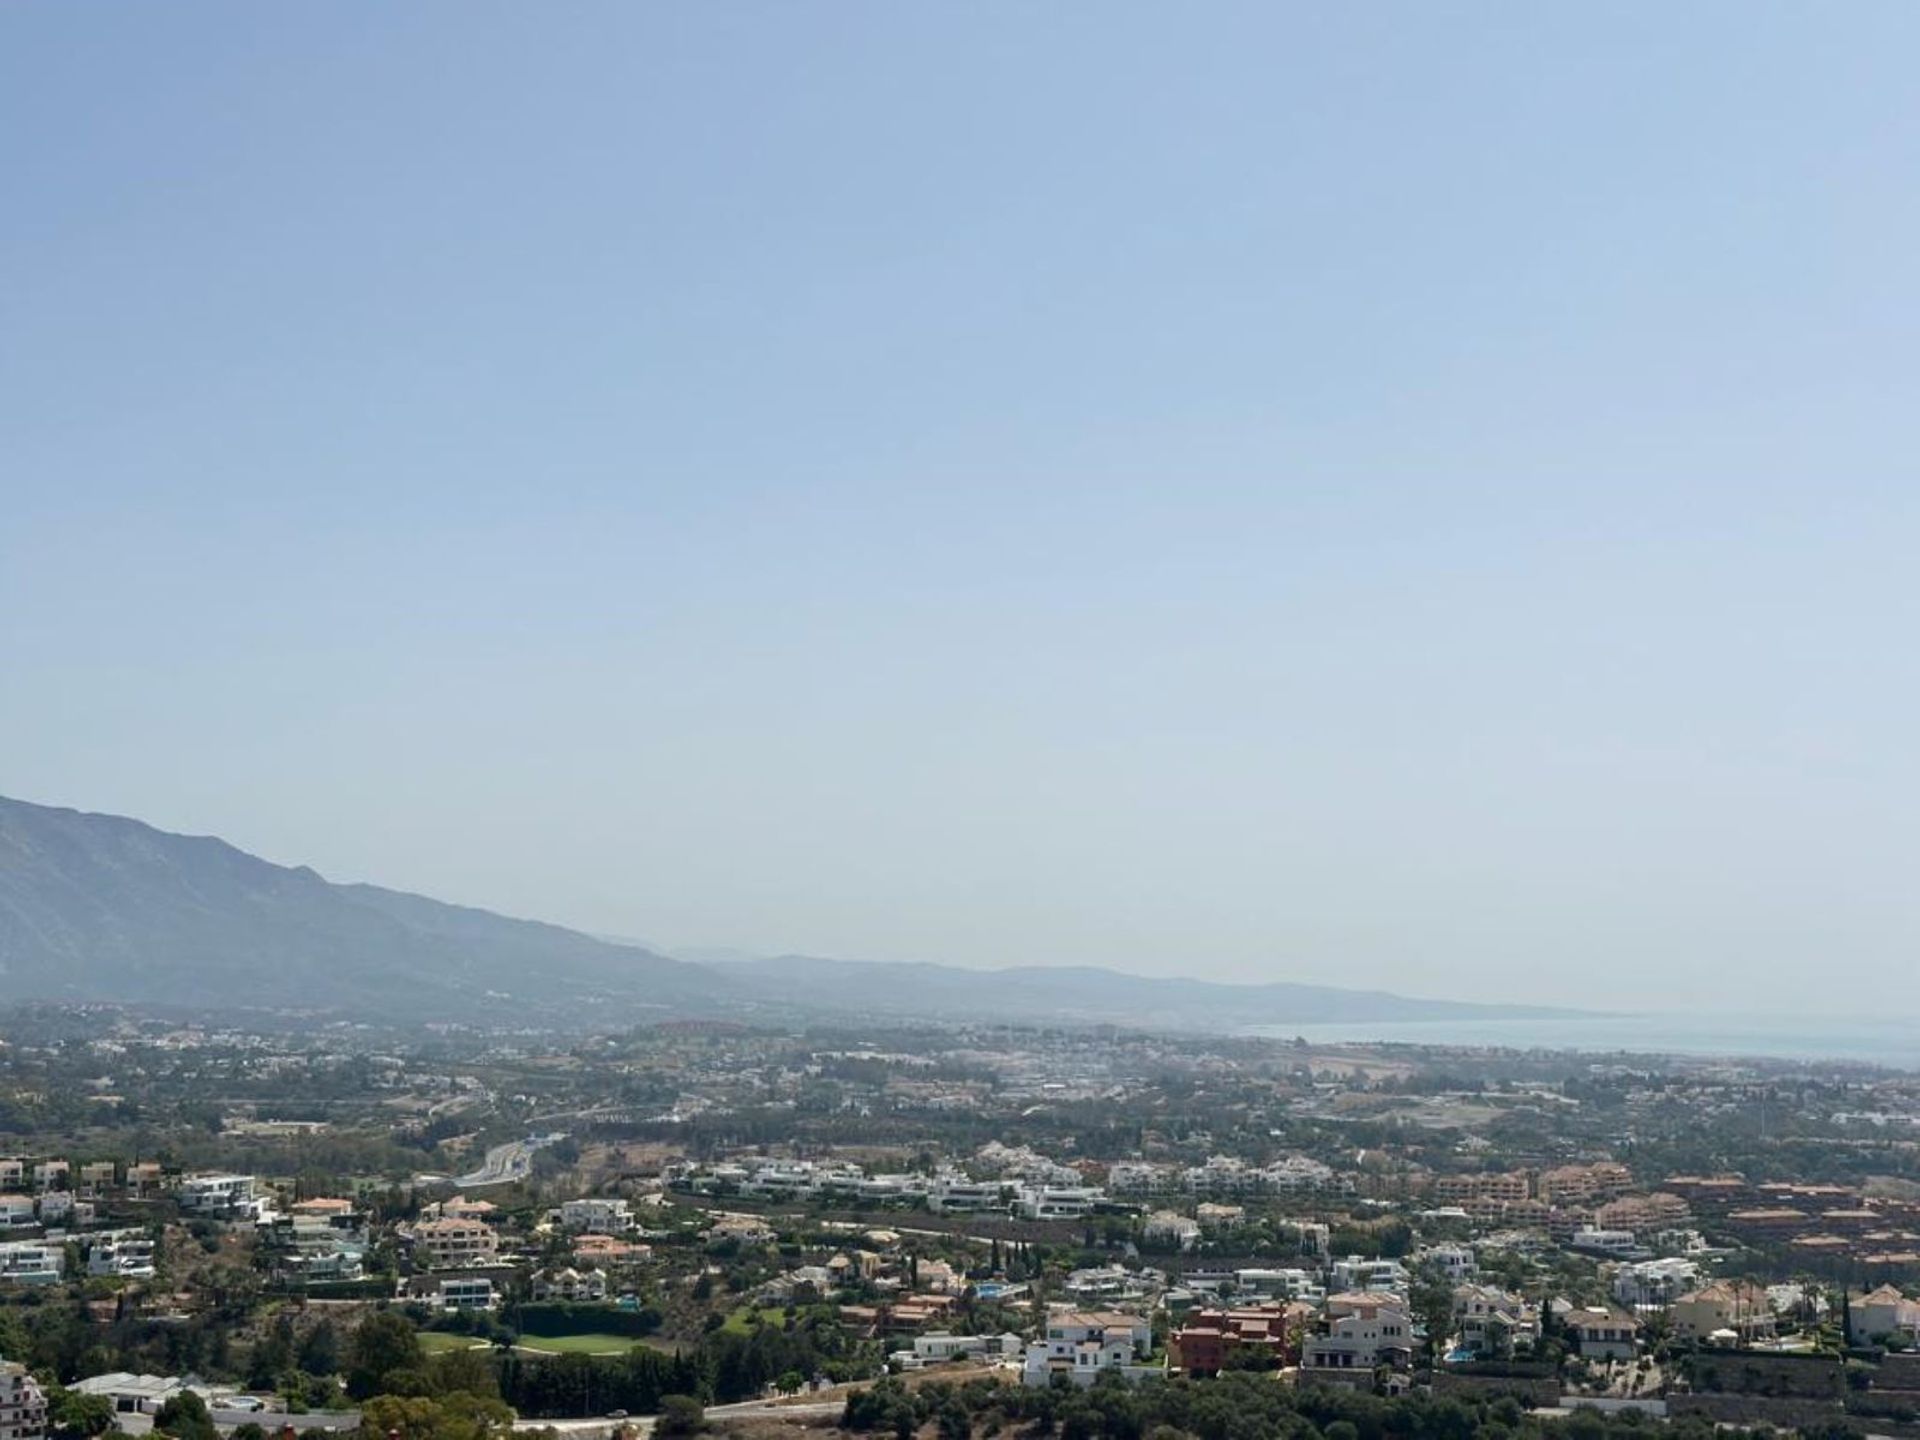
558, 1197, 634, 1234
176, 1173, 263, 1220
0, 1243, 62, 1286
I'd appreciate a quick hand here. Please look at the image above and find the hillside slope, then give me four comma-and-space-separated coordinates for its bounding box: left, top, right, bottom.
0, 794, 1588, 1031
0, 795, 720, 1018
704, 952, 1583, 1029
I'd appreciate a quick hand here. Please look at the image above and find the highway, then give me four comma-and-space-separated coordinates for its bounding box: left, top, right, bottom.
455, 1133, 565, 1189
455, 1140, 532, 1188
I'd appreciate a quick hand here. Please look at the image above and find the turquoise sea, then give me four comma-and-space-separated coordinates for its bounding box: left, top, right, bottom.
1243, 1014, 1920, 1070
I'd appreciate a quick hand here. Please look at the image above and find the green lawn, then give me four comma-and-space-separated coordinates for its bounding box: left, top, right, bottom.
722, 1306, 794, 1335
419, 1331, 489, 1354
515, 1332, 650, 1356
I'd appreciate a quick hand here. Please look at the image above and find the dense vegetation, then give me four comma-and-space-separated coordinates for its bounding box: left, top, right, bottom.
839, 1373, 1866, 1440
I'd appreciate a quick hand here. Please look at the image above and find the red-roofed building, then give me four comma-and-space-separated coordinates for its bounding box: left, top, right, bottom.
1171, 1303, 1313, 1375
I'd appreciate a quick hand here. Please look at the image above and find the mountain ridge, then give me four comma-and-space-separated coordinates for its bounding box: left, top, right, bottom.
0, 794, 1593, 1030
0, 794, 719, 1018
665, 950, 1587, 1028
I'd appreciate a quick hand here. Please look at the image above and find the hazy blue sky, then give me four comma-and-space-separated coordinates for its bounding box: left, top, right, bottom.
6, 4, 1919, 1013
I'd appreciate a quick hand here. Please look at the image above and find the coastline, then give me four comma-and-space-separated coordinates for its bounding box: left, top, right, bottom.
1242, 1013, 1917, 1070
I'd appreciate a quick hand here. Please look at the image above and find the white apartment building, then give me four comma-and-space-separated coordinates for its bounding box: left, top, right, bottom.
815, 1167, 879, 1198
1183, 1156, 1264, 1195
705, 1213, 775, 1247
1145, 1211, 1202, 1250
1330, 1257, 1409, 1293
0, 1244, 62, 1286
738, 1163, 825, 1202
411, 1217, 498, 1267
0, 1198, 33, 1230
926, 1176, 1006, 1214
1567, 1307, 1641, 1361
1171, 1154, 1339, 1197
1612, 1257, 1702, 1309
1417, 1245, 1477, 1282
910, 1332, 1018, 1364
690, 1163, 749, 1192
853, 1175, 920, 1203
176, 1174, 261, 1220
1063, 1264, 1160, 1303
558, 1198, 634, 1234
35, 1193, 87, 1227
435, 1276, 498, 1310
1301, 1295, 1413, 1377
1452, 1285, 1540, 1357
1850, 1285, 1920, 1346
1105, 1162, 1171, 1196
1022, 1311, 1157, 1389
1034, 1311, 1154, 1361
288, 1198, 361, 1233
531, 1267, 607, 1302
274, 1202, 369, 1283
88, 1238, 158, 1280
1267, 1156, 1339, 1191
1569, 1227, 1642, 1258
982, 1148, 1083, 1188
285, 1248, 365, 1283
1235, 1267, 1324, 1302
1015, 1185, 1100, 1221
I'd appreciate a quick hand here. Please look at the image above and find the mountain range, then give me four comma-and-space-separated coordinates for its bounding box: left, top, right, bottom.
646, 950, 1580, 1029
0, 794, 1583, 1032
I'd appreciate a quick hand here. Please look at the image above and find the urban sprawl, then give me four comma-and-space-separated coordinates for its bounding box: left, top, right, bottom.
4, 1011, 1920, 1440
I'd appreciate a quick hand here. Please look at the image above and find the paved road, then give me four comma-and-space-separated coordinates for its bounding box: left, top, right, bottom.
457, 1133, 569, 1189
121, 1412, 362, 1436
455, 1140, 531, 1188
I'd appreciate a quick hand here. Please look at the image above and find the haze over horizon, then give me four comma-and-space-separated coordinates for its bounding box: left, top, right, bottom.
6, 5, 1919, 1017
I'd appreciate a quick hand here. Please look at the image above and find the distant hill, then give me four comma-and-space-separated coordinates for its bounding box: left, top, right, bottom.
679, 951, 1585, 1030
0, 794, 1588, 1031
0, 795, 721, 1019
